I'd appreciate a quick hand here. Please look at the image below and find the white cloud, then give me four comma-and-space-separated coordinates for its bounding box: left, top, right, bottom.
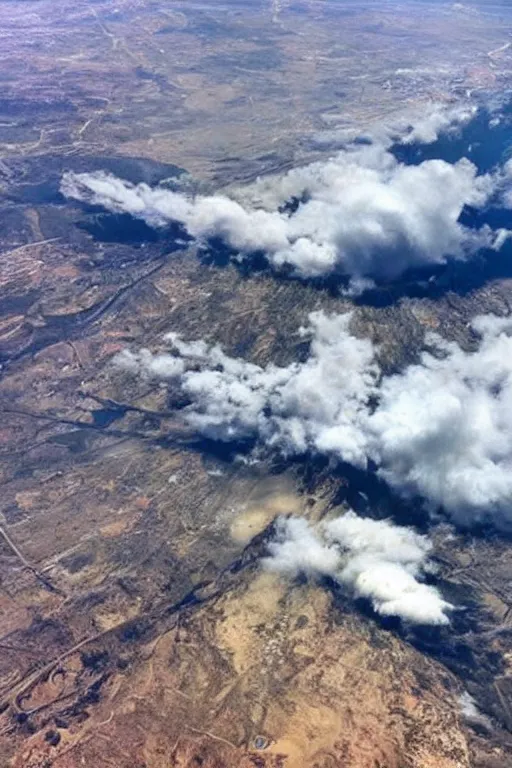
367, 314, 512, 527
112, 348, 185, 379
265, 516, 342, 578
397, 103, 477, 145
61, 124, 495, 282
307, 102, 475, 151
114, 311, 512, 528
115, 311, 378, 467
264, 511, 452, 625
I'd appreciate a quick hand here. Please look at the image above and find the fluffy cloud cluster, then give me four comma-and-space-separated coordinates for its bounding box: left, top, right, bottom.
61, 136, 496, 283
114, 347, 186, 380
114, 312, 512, 527
114, 312, 378, 466
310, 103, 477, 150
264, 511, 452, 625
369, 314, 512, 526
396, 103, 477, 145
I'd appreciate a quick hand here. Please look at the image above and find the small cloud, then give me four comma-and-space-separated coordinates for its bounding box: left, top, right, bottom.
112, 348, 185, 380
264, 511, 452, 625
397, 104, 477, 145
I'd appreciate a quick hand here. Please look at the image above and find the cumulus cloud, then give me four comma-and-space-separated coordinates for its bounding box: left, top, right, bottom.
113, 348, 185, 379
114, 311, 378, 467
367, 314, 512, 527
264, 516, 342, 578
264, 511, 452, 625
61, 132, 495, 282
310, 102, 476, 151
397, 103, 477, 145
115, 311, 512, 527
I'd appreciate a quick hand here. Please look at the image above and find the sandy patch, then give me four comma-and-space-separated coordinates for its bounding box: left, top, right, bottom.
229, 477, 304, 544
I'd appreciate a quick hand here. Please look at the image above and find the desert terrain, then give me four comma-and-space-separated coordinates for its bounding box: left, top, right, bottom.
1, 1, 512, 767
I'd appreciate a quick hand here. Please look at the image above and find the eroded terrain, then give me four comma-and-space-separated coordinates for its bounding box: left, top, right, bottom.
1, 1, 512, 767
